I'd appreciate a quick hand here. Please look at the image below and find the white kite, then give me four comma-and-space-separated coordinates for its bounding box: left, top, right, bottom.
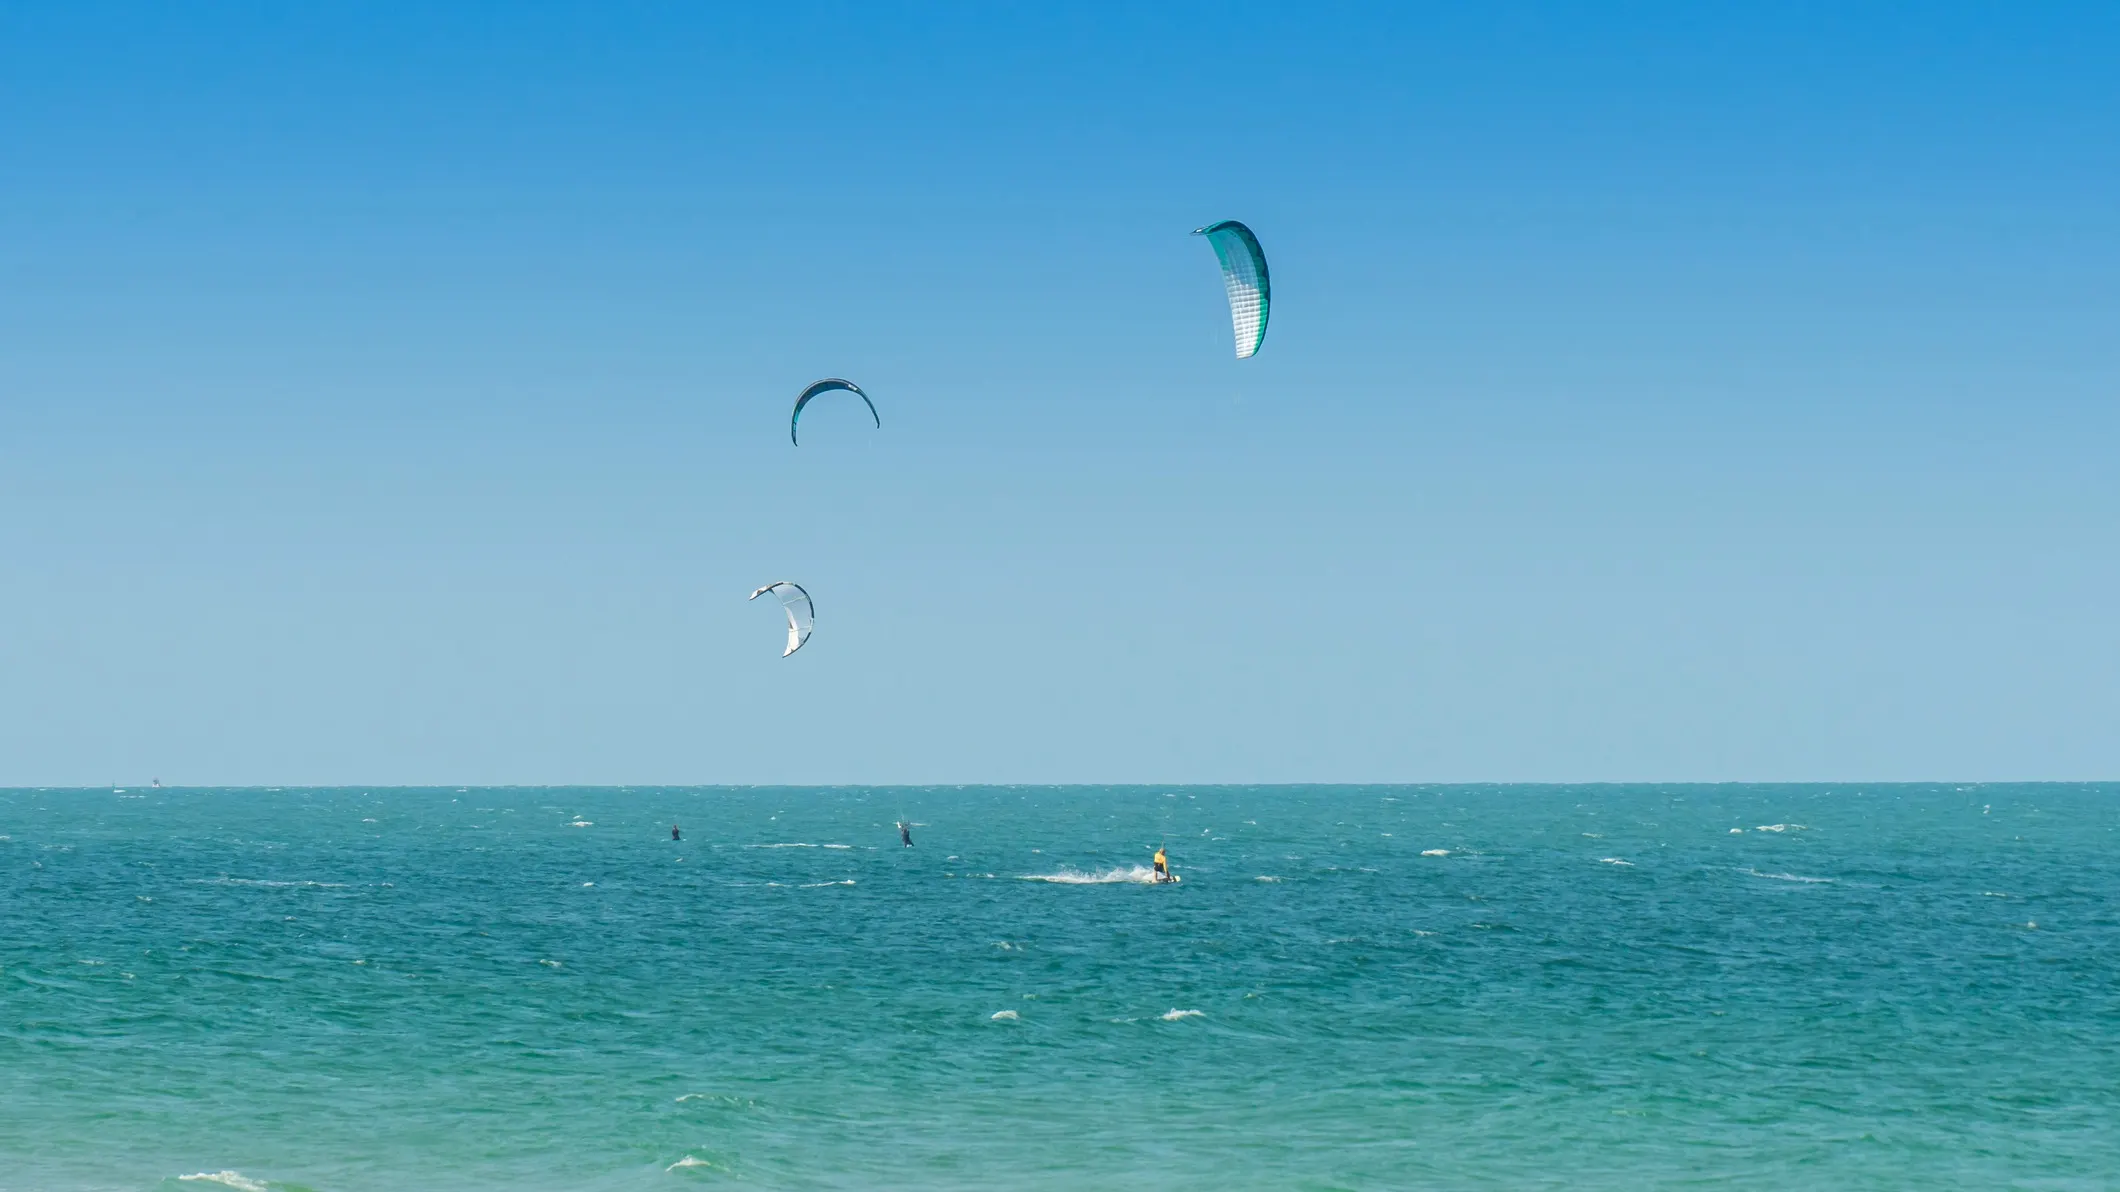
748, 581, 814, 657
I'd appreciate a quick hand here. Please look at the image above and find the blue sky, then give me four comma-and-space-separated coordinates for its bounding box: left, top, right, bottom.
2, 2, 2116, 784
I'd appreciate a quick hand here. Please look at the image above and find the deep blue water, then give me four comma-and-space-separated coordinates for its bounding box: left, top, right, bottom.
3, 784, 2116, 1190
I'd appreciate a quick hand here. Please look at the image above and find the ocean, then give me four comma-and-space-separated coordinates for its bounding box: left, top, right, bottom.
2, 784, 2115, 1191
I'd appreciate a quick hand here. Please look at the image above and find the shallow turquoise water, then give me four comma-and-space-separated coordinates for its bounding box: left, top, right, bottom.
3, 784, 2116, 1191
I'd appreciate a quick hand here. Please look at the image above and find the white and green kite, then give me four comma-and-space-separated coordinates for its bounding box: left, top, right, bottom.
1193, 220, 1270, 359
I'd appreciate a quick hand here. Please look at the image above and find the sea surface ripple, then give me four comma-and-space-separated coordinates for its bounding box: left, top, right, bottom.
2, 784, 2116, 1190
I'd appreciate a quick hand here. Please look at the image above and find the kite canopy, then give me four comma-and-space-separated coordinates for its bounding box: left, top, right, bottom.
790, 379, 879, 446
748, 581, 814, 657
1192, 220, 1270, 359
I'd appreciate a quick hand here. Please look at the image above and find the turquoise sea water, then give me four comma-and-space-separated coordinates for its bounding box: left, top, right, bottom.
3, 784, 2116, 1191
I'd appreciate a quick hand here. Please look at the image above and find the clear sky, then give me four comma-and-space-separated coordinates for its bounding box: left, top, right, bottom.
2, 2, 2116, 785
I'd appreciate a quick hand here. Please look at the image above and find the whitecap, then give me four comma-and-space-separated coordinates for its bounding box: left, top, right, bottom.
581, 882, 595, 887
1159, 1008, 1204, 1021
822, 844, 852, 850
747, 843, 816, 849
990, 1010, 1019, 1021
539, 959, 563, 967
1255, 875, 1281, 882
1729, 828, 1744, 834
1743, 868, 1832, 883
1020, 866, 1163, 885
798, 880, 855, 888
179, 1174, 268, 1192
1754, 824, 1807, 832
1421, 849, 1450, 857
1599, 857, 1634, 866
667, 1155, 718, 1172
1982, 891, 2009, 898
568, 820, 593, 828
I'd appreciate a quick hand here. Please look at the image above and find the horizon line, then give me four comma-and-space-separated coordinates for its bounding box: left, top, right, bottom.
8, 779, 2113, 791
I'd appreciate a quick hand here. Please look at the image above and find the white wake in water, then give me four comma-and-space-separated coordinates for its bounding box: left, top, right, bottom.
178, 1174, 269, 1192
1020, 865, 1163, 885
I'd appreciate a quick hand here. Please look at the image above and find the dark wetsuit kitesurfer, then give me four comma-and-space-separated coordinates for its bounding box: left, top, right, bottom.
672, 824, 682, 841
899, 821, 913, 847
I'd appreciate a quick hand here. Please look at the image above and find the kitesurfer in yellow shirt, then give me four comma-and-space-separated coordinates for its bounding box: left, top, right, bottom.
1153, 845, 1170, 883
